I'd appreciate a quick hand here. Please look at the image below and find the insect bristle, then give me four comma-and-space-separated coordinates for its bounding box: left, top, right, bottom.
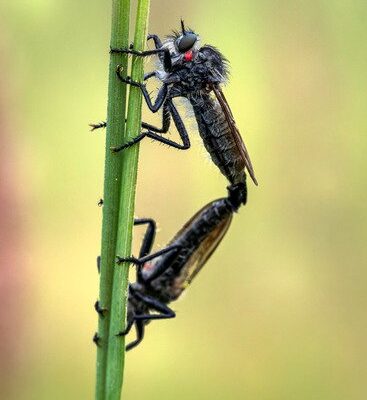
166, 30, 181, 40
181, 19, 186, 34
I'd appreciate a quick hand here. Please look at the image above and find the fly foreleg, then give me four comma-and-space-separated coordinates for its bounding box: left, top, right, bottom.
110, 46, 165, 57
147, 34, 163, 49
111, 40, 172, 71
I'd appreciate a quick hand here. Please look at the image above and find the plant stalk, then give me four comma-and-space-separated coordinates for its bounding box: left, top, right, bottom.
105, 0, 150, 399
95, 0, 130, 399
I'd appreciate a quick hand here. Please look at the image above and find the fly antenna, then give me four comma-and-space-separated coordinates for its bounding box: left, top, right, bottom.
181, 19, 186, 35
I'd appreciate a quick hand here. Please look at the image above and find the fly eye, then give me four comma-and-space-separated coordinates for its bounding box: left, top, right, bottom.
176, 33, 197, 52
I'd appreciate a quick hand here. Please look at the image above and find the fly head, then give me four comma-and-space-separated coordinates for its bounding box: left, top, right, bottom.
171, 20, 200, 62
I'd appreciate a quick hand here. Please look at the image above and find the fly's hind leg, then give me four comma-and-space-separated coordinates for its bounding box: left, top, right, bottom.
116, 319, 134, 337
134, 218, 157, 258
125, 321, 145, 351
141, 100, 171, 133
112, 98, 191, 152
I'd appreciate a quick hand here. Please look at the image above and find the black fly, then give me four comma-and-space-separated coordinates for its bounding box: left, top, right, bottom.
93, 20, 257, 190
111, 183, 246, 351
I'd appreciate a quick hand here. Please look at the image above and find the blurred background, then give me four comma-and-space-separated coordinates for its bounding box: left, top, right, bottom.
1, 0, 366, 399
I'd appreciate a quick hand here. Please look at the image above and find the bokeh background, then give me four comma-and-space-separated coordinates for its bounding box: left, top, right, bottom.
1, 1, 366, 399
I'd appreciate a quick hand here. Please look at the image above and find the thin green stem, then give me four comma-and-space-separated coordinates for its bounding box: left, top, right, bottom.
105, 1, 150, 399
95, 0, 130, 399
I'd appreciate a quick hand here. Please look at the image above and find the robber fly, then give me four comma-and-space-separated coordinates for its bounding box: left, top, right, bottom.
92, 20, 257, 188
95, 183, 246, 351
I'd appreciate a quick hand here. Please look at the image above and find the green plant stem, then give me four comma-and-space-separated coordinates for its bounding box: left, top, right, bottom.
95, 0, 130, 399
105, 0, 150, 399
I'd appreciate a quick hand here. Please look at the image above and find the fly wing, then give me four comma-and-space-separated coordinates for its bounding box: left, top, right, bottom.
212, 85, 258, 185
177, 213, 233, 292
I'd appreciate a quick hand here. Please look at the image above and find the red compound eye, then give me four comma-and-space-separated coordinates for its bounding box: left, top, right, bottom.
184, 50, 193, 62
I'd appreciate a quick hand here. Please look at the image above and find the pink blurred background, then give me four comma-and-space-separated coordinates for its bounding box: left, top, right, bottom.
1, 1, 366, 398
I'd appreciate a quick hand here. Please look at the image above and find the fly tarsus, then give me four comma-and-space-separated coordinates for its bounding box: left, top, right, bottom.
109, 43, 134, 54
116, 321, 134, 337
116, 255, 142, 266
111, 46, 167, 58
110, 132, 147, 153
116, 244, 181, 267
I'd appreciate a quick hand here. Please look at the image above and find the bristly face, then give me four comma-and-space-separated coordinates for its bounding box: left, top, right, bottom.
165, 19, 201, 62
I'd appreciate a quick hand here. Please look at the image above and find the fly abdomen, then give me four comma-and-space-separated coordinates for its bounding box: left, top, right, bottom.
191, 94, 247, 185
148, 197, 233, 303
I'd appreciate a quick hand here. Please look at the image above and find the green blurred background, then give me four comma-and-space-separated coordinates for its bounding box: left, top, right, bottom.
1, 1, 366, 399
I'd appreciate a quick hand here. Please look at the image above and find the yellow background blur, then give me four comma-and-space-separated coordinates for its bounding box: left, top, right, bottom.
1, 1, 366, 399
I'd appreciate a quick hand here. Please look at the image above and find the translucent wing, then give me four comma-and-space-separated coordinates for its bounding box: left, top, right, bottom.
171, 210, 233, 294
184, 213, 232, 286
212, 85, 258, 185
142, 200, 233, 296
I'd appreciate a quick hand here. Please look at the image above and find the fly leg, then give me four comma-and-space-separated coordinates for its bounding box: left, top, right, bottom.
146, 34, 172, 71
116, 68, 168, 112
139, 99, 191, 150
111, 39, 172, 71
111, 99, 191, 152
132, 291, 176, 321
116, 244, 181, 267
89, 71, 162, 131
110, 46, 165, 57
141, 100, 171, 133
147, 34, 163, 49
134, 218, 157, 258
133, 217, 157, 282
116, 319, 134, 337
125, 321, 145, 351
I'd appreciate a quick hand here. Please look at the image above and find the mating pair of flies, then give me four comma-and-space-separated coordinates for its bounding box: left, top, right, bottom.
93, 21, 257, 351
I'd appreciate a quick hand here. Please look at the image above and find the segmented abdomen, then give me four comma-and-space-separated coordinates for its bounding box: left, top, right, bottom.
147, 198, 233, 303
191, 94, 246, 185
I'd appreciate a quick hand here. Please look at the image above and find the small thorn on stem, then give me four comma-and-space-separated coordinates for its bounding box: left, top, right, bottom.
93, 332, 101, 347
89, 121, 107, 131
95, 301, 108, 317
